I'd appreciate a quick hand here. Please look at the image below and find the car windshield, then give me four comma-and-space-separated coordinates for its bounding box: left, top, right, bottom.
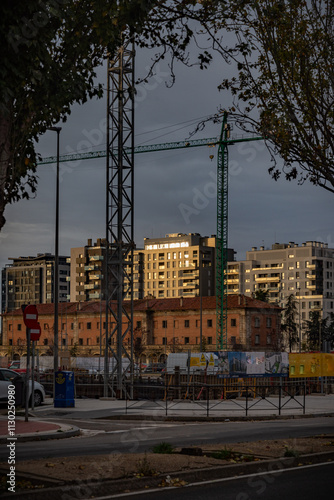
1, 369, 21, 382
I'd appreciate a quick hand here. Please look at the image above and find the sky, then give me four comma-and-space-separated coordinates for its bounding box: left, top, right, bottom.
0, 44, 333, 276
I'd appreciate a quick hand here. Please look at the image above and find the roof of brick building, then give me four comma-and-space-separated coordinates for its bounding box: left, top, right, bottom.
3, 295, 281, 317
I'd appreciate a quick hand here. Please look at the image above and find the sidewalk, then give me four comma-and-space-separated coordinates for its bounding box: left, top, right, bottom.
0, 394, 333, 442
0, 417, 80, 443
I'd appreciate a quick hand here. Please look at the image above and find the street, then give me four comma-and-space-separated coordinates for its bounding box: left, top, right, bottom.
1, 416, 333, 462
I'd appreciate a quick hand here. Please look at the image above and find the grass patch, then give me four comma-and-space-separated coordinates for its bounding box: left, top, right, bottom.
210, 447, 234, 460
135, 453, 156, 477
152, 442, 175, 454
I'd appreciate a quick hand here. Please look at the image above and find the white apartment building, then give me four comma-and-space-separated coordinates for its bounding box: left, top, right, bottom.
227, 241, 334, 326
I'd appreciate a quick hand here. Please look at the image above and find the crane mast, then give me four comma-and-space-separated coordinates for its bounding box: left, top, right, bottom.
104, 41, 135, 398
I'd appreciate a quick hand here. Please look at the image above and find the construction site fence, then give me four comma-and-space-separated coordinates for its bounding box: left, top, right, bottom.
125, 380, 310, 417
37, 371, 334, 400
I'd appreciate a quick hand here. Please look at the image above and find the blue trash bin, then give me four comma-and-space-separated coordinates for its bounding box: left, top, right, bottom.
54, 371, 75, 408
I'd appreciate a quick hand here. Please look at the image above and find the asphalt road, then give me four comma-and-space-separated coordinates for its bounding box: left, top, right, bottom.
101, 462, 334, 500
2, 416, 334, 462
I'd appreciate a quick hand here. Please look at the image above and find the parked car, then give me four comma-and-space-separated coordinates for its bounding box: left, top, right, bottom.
0, 368, 46, 407
8, 361, 20, 370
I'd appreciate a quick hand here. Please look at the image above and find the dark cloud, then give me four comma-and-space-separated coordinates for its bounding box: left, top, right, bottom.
1, 49, 333, 274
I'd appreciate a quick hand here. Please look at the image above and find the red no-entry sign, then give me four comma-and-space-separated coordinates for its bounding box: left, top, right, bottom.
22, 304, 41, 341
22, 304, 38, 329
29, 324, 42, 341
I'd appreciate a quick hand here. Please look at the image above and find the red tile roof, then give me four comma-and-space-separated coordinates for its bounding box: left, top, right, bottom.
2, 295, 280, 317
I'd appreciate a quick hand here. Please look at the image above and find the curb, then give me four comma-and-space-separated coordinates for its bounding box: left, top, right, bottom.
0, 425, 80, 444
5, 450, 334, 499
98, 411, 334, 422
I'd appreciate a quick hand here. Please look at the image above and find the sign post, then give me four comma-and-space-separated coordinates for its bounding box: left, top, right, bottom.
22, 305, 41, 420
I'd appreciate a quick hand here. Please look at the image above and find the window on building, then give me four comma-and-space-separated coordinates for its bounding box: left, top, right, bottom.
254, 317, 260, 328
62, 338, 66, 346
79, 323, 82, 329
79, 338, 83, 346
162, 320, 167, 328
162, 337, 167, 345
87, 322, 91, 330
8, 339, 13, 346
266, 317, 272, 328
17, 324, 22, 331
136, 321, 142, 329
255, 334, 260, 344
43, 339, 48, 346
196, 319, 200, 327
207, 319, 213, 328
184, 337, 189, 344
266, 334, 272, 344
71, 323, 74, 330
96, 337, 100, 344
231, 318, 236, 327
86, 338, 90, 345
184, 320, 190, 328
208, 336, 213, 344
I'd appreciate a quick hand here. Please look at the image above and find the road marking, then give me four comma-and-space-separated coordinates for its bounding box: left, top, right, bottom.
79, 425, 177, 437
91, 460, 334, 499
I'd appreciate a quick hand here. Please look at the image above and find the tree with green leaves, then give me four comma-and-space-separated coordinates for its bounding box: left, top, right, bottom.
253, 289, 270, 302
0, 0, 215, 230
304, 311, 334, 351
281, 294, 299, 352
217, 0, 334, 193
2, 0, 334, 231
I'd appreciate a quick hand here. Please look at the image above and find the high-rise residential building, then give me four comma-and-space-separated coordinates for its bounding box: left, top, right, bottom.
227, 241, 334, 328
1, 253, 70, 313
139, 232, 235, 299
70, 238, 107, 302
73, 233, 235, 302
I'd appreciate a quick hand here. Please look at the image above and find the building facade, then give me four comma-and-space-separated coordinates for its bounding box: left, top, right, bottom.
71, 233, 235, 302
1, 254, 70, 313
227, 241, 334, 343
1, 295, 282, 361
70, 238, 107, 302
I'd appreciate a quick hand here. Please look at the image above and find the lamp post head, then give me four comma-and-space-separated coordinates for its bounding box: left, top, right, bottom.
48, 126, 62, 133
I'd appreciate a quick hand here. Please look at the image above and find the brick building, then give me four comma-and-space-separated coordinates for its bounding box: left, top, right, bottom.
1, 295, 281, 362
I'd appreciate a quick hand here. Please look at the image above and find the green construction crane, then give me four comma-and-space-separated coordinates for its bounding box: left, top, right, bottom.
216, 112, 262, 349
39, 126, 262, 350
37, 137, 220, 165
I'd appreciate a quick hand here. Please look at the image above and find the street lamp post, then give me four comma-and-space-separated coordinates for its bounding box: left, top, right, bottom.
298, 287, 301, 353
48, 126, 61, 401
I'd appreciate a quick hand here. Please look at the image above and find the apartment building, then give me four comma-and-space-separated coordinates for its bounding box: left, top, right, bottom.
71, 233, 234, 302
139, 232, 234, 299
227, 241, 334, 324
1, 254, 70, 313
70, 238, 107, 302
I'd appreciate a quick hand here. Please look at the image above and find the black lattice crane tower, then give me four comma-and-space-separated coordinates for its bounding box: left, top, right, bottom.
104, 40, 135, 398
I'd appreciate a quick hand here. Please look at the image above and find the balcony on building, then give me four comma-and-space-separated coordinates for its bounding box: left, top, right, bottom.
89, 255, 104, 261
